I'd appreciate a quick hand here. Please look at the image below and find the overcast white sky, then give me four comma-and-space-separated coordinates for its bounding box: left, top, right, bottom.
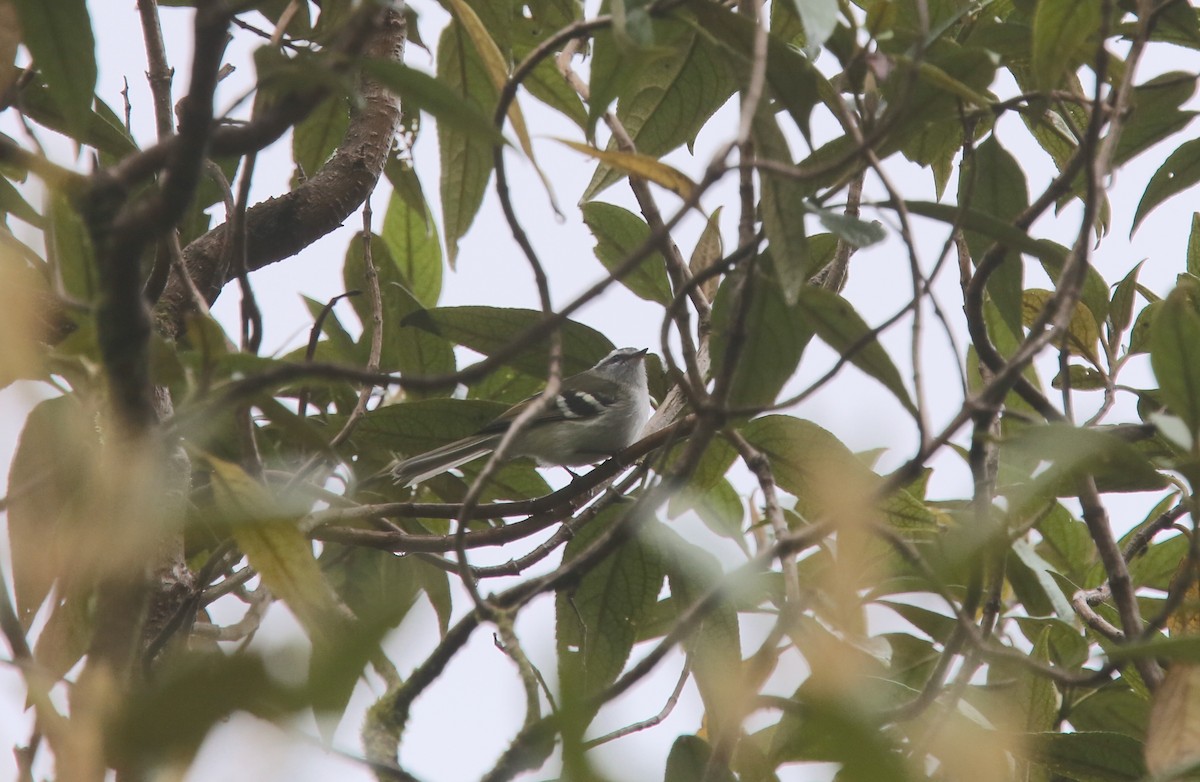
1, 2, 1199, 780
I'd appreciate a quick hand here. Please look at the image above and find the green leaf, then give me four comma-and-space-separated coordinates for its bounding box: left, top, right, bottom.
360, 61, 506, 151
583, 17, 736, 198
1013, 617, 1089, 668
15, 75, 137, 158
7, 396, 97, 626
1037, 249, 1112, 327
1150, 281, 1200, 433
586, 20, 664, 139
179, 155, 240, 246
878, 600, 958, 641
12, 0, 96, 138
1069, 686, 1150, 739
1009, 539, 1069, 618
647, 523, 741, 738
753, 112, 810, 304
882, 46, 997, 165
1024, 731, 1145, 782
518, 51, 586, 127
686, 0, 826, 141
1133, 137, 1200, 234
47, 191, 96, 303
441, 0, 513, 54
903, 115, 968, 199
467, 362, 545, 405
292, 96, 349, 182
380, 184, 443, 307
1105, 634, 1200, 664
514, 9, 586, 127
255, 397, 341, 457
796, 286, 917, 416
1109, 260, 1144, 336
1129, 299, 1161, 355
1031, 0, 1101, 90
582, 201, 673, 304
765, 682, 918, 777
1036, 504, 1094, 586
665, 736, 735, 782
1021, 628, 1060, 733
109, 653, 300, 769
0, 175, 42, 228
1114, 71, 1197, 166
960, 135, 1030, 337
668, 476, 745, 542
1189, 213, 1200, 278
788, 0, 838, 52
301, 295, 358, 360
815, 210, 886, 249
1133, 1, 1200, 49
999, 424, 1167, 513
1051, 365, 1106, 391
883, 489, 941, 537
434, 23, 499, 266
710, 265, 812, 408
556, 508, 665, 709
401, 306, 615, 378
672, 436, 738, 495
458, 457, 553, 502
253, 46, 346, 115
740, 416, 911, 525
385, 153, 432, 232
32, 589, 91, 682
1017, 99, 1078, 175
769, 0, 806, 45
414, 556, 453, 636
910, 56, 994, 108
441, 0, 542, 176
967, 301, 1044, 417
1128, 533, 1188, 592
343, 234, 455, 392
320, 545, 421, 629
903, 199, 1067, 266
0, 7, 17, 97
334, 398, 507, 457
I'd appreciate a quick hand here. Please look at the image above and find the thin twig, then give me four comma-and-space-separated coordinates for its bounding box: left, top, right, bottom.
583, 661, 691, 749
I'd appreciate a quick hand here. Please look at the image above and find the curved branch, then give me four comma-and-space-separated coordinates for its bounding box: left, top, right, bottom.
154, 5, 406, 338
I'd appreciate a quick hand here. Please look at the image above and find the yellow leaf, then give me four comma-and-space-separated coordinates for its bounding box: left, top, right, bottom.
555, 138, 697, 199
1146, 663, 1200, 775
1168, 561, 1200, 636
443, 0, 560, 213
206, 455, 344, 643
1021, 289, 1101, 365
0, 256, 47, 388
441, 0, 528, 154
689, 206, 723, 302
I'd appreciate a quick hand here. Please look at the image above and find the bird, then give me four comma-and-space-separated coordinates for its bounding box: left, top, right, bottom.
390, 347, 651, 486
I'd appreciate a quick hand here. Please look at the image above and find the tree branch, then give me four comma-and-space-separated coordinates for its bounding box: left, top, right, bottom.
155, 4, 405, 337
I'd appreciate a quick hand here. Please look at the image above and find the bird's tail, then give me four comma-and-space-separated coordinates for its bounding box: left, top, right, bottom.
390, 434, 499, 486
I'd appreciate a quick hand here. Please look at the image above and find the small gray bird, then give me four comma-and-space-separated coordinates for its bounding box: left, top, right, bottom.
390, 347, 650, 486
